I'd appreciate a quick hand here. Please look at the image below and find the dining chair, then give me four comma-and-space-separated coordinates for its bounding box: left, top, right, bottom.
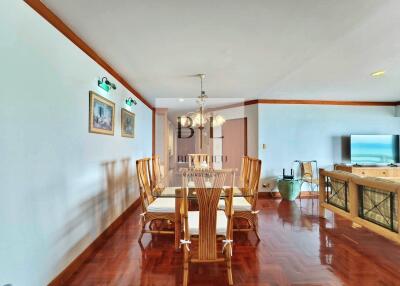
136, 158, 176, 242
151, 155, 164, 188
294, 160, 319, 207
188, 153, 209, 169
181, 169, 235, 286
239, 156, 251, 188
218, 157, 262, 240
300, 161, 319, 191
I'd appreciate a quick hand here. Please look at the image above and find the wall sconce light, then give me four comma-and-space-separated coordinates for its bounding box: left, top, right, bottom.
125, 97, 137, 106
98, 77, 116, 92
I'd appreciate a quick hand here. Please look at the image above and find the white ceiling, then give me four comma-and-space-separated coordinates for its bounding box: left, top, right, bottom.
43, 0, 400, 105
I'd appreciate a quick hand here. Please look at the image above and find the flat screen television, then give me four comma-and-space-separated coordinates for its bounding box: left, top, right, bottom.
350, 135, 399, 165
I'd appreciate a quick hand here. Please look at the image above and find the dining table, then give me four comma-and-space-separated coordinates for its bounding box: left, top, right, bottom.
152, 168, 253, 250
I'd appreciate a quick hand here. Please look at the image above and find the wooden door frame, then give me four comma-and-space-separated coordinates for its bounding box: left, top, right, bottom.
243, 117, 248, 156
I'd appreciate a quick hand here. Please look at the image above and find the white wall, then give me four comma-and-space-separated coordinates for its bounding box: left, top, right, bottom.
258, 104, 400, 189
0, 1, 152, 285
396, 105, 400, 117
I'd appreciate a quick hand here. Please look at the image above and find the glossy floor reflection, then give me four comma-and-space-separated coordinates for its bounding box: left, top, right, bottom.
66, 198, 400, 285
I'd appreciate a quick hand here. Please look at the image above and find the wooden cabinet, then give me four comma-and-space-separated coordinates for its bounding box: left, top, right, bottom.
335, 165, 400, 178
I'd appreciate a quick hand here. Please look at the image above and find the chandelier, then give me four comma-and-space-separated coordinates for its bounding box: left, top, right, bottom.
180, 74, 225, 129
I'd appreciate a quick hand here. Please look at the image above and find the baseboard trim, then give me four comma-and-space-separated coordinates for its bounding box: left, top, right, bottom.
259, 191, 318, 199
48, 198, 141, 286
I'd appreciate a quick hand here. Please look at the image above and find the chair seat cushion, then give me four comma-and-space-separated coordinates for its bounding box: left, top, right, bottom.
218, 197, 252, 211
187, 210, 227, 236
147, 198, 175, 213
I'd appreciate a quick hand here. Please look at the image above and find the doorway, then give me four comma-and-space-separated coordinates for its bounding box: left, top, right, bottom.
222, 118, 247, 170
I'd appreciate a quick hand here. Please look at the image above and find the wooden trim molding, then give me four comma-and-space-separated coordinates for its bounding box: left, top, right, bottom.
152, 109, 156, 156
24, 0, 153, 110
244, 99, 259, 106
207, 99, 397, 113
48, 198, 141, 286
254, 99, 397, 106
186, 98, 396, 114
23, 0, 398, 112
24, 0, 156, 155
206, 102, 246, 112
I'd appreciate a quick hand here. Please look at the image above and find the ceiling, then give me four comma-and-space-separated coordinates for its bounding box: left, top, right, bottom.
43, 0, 400, 105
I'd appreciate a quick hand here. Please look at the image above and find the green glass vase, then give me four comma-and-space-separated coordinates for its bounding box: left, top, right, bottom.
277, 179, 302, 201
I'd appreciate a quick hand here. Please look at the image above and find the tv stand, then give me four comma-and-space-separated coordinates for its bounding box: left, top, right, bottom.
335, 164, 400, 177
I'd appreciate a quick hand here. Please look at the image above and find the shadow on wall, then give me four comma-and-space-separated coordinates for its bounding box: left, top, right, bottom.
332, 136, 350, 163
102, 159, 134, 227
53, 158, 138, 281
341, 136, 351, 162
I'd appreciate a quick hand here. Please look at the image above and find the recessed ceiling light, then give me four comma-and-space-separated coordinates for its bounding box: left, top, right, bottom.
179, 98, 184, 102
371, 70, 385, 78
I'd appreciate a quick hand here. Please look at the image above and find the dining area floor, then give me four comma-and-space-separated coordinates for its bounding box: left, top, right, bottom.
65, 198, 400, 286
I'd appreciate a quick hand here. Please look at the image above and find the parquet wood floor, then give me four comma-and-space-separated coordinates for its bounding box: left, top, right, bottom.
65, 198, 400, 286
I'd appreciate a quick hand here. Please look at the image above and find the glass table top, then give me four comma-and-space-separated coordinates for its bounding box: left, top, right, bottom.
152, 168, 251, 198
153, 186, 252, 198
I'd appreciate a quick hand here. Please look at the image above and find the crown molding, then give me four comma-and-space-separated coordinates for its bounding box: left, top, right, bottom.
24, 0, 153, 110
23, 2, 398, 111
254, 99, 397, 106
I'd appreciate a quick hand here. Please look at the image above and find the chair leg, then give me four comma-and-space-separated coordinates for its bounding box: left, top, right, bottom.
183, 249, 189, 286
299, 182, 304, 208
138, 217, 146, 242
183, 264, 189, 286
299, 192, 302, 208
254, 229, 261, 241
225, 246, 233, 285
311, 183, 316, 209
253, 215, 261, 241
182, 254, 189, 286
138, 232, 144, 243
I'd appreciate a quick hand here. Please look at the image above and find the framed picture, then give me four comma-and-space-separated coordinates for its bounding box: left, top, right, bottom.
121, 108, 135, 138
89, 91, 115, 135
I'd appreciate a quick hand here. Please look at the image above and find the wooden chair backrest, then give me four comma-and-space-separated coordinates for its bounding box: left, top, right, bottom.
240, 156, 251, 188
151, 155, 162, 187
301, 161, 313, 179
182, 169, 234, 261
136, 158, 154, 212
188, 154, 209, 168
248, 158, 262, 192
241, 157, 262, 208
249, 158, 261, 207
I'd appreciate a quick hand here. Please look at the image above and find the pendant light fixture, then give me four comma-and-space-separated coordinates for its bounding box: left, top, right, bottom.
180, 74, 225, 149
181, 74, 225, 129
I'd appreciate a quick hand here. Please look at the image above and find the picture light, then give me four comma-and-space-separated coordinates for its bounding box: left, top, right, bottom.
98, 77, 116, 92
125, 97, 137, 106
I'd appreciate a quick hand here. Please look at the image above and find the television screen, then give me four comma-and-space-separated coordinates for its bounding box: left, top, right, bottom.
351, 135, 399, 164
